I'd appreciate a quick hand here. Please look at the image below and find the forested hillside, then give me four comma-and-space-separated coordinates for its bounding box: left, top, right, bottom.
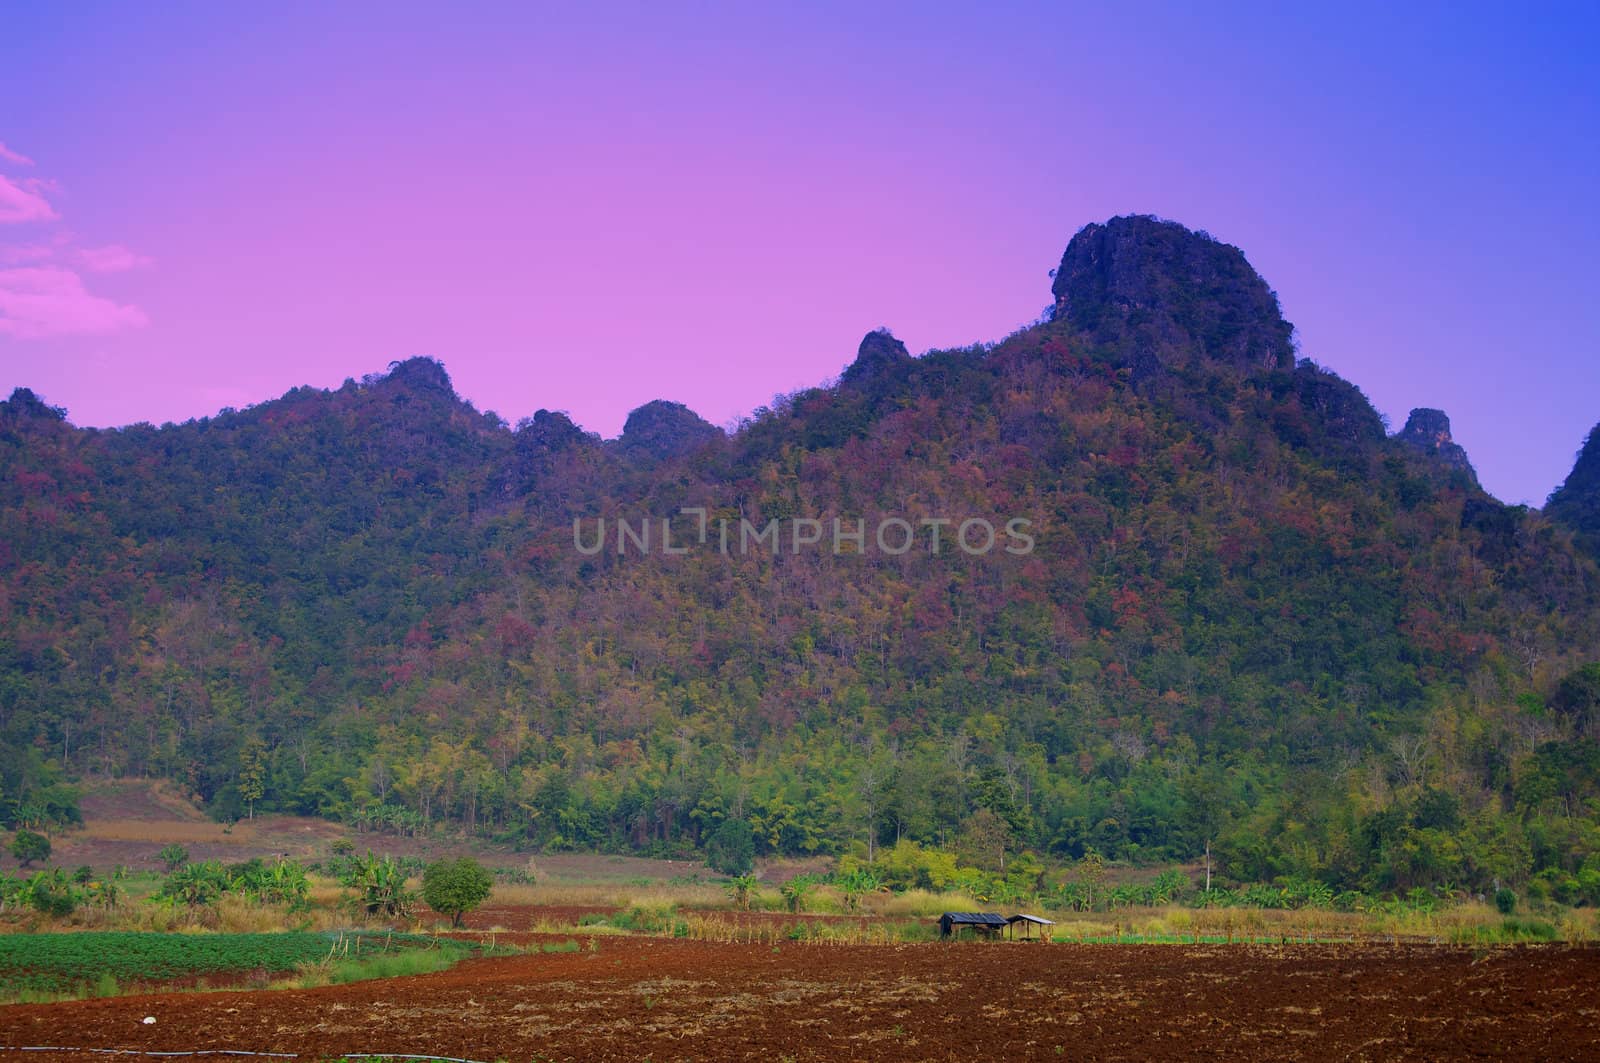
4, 216, 1599, 897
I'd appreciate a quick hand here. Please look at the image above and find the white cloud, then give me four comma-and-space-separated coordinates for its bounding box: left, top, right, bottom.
0, 266, 149, 338
0, 149, 151, 338
77, 244, 153, 272
0, 242, 58, 266
0, 175, 57, 223
0, 142, 35, 167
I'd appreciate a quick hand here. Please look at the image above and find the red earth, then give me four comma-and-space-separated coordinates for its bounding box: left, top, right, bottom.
3, 937, 1598, 1062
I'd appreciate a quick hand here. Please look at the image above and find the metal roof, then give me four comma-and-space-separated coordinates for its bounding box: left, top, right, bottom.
939, 912, 1008, 926
1006, 913, 1056, 925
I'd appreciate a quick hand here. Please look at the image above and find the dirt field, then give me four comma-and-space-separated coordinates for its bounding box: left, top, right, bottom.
3, 938, 1598, 1062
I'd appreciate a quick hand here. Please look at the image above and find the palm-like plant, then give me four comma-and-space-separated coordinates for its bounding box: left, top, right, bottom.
723, 873, 759, 911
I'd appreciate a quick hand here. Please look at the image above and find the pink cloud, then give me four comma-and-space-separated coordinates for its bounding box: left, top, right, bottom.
77, 244, 153, 272
0, 243, 58, 266
0, 142, 35, 167
0, 175, 57, 223
0, 266, 149, 338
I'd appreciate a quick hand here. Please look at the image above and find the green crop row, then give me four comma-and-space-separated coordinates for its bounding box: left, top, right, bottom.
0, 930, 472, 998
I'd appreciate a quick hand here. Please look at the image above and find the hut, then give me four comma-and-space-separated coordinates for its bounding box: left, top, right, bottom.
938, 912, 1007, 939
1006, 913, 1056, 941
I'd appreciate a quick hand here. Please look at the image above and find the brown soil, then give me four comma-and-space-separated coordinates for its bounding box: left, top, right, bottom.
2, 939, 1597, 1061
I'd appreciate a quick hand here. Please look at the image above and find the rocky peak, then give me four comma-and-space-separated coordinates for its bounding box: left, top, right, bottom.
516, 409, 593, 455
1050, 215, 1295, 373
1395, 408, 1476, 480
378, 356, 455, 398
842, 328, 912, 385
618, 400, 722, 460
1, 387, 68, 422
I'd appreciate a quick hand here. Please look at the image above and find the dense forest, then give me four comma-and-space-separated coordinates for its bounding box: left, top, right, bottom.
4, 215, 1599, 900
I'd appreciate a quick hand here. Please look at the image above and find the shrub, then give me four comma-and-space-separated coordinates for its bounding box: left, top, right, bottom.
493, 859, 538, 886
610, 903, 676, 932
1494, 887, 1517, 915
233, 858, 311, 908
157, 844, 190, 872
22, 870, 78, 918
10, 830, 50, 868
421, 858, 493, 928
340, 851, 416, 919
157, 862, 230, 910
705, 819, 755, 876
1499, 917, 1557, 941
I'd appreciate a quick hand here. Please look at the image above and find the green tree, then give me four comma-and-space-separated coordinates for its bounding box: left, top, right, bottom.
22, 869, 77, 917
1552, 662, 1600, 732
239, 737, 268, 820
421, 857, 493, 928
158, 843, 190, 872
835, 867, 883, 912
705, 818, 755, 876
9, 829, 50, 868
955, 808, 1014, 873
723, 872, 759, 910
779, 874, 816, 914
340, 850, 416, 919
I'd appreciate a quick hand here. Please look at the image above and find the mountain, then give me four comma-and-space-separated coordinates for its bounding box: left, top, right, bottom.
3, 216, 1599, 896
1548, 422, 1600, 556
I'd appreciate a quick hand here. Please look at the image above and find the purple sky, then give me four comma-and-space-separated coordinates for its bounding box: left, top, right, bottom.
3, 2, 1597, 505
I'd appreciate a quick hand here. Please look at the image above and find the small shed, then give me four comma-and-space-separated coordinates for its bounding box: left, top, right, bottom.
1006, 913, 1056, 941
938, 912, 1008, 939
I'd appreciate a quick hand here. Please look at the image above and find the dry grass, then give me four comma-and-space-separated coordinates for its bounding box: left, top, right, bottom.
488, 882, 726, 909
876, 889, 985, 918
1556, 909, 1600, 943
76, 820, 253, 844
307, 878, 345, 908
1031, 902, 1540, 943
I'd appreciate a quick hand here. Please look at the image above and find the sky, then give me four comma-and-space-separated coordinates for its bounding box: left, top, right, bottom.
1, 1, 1597, 506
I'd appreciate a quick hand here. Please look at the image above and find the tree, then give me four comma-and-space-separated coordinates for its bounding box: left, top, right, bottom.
835, 867, 882, 912
779, 875, 816, 914
955, 809, 1014, 873
10, 829, 50, 868
705, 818, 755, 876
723, 872, 759, 910
1552, 662, 1600, 733
158, 861, 230, 910
158, 843, 190, 872
341, 850, 416, 919
239, 737, 268, 820
421, 857, 493, 928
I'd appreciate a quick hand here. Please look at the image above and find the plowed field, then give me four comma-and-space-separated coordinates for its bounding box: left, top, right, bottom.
3, 938, 1597, 1061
